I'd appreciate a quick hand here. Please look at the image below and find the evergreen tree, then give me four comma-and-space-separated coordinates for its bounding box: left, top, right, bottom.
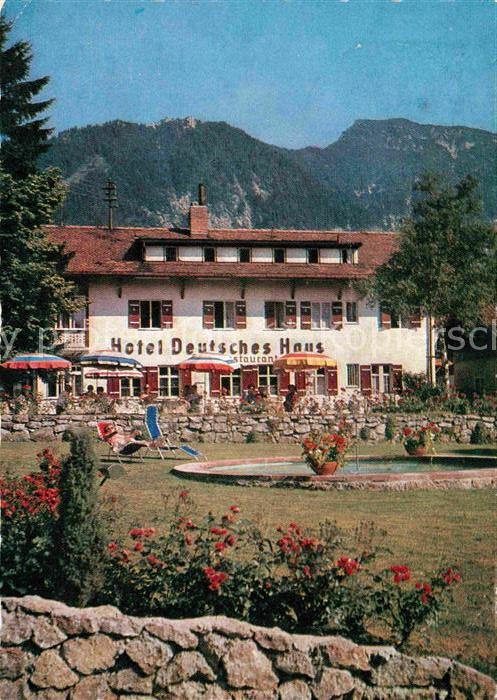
53, 430, 107, 606
0, 166, 78, 354
369, 173, 497, 329
0, 16, 54, 178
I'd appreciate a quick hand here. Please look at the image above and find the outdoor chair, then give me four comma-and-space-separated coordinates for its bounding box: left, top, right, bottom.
144, 405, 206, 461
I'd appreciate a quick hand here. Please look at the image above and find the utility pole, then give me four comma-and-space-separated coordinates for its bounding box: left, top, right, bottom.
103, 179, 117, 230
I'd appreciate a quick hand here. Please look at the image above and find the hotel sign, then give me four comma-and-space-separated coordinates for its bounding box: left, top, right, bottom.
111, 337, 325, 363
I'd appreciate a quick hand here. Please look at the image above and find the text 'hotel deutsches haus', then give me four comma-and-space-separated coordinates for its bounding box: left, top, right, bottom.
48, 187, 427, 400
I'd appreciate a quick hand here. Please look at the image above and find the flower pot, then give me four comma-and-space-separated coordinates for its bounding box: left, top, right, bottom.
405, 446, 426, 457
316, 461, 340, 475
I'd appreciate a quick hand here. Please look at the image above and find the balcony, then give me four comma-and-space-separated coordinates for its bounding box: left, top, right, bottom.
56, 329, 89, 352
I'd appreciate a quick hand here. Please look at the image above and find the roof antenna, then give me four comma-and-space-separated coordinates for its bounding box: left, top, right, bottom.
103, 179, 117, 230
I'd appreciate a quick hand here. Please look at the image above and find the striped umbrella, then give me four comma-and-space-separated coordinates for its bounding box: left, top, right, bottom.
1, 353, 71, 370
273, 352, 337, 371
176, 352, 240, 373
78, 350, 142, 369
85, 369, 143, 379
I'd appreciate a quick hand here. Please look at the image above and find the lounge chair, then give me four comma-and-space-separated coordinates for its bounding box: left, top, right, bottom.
144, 405, 206, 461
96, 421, 149, 463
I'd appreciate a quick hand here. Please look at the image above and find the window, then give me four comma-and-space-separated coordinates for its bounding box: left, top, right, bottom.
140, 300, 161, 329
120, 378, 141, 397
311, 302, 332, 329
341, 249, 353, 264
309, 368, 326, 395
56, 308, 85, 329
346, 301, 358, 323
307, 248, 319, 263
221, 369, 241, 397
203, 247, 216, 262
213, 301, 235, 329
347, 364, 360, 387
159, 367, 179, 397
165, 247, 178, 262
383, 366, 391, 394
265, 301, 286, 329
390, 311, 401, 329
258, 365, 278, 395
238, 248, 251, 263
273, 248, 286, 263
371, 365, 392, 394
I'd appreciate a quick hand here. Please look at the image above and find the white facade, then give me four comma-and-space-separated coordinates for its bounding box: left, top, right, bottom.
81, 277, 427, 395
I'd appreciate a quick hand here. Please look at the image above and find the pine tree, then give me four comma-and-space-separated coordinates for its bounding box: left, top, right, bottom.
0, 16, 53, 177
0, 166, 78, 353
53, 430, 107, 606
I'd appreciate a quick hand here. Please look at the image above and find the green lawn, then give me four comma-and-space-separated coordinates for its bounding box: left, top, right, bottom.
1, 439, 496, 678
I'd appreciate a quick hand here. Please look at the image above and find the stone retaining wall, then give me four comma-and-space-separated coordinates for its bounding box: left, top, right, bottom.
1, 596, 495, 699
1, 411, 496, 444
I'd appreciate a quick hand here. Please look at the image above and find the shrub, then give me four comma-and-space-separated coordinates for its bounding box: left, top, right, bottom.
52, 430, 108, 606
384, 416, 396, 441
0, 449, 61, 597
358, 426, 371, 441
103, 492, 461, 647
470, 421, 492, 445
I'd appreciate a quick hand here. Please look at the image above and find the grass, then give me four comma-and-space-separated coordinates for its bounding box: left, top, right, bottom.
1, 438, 496, 677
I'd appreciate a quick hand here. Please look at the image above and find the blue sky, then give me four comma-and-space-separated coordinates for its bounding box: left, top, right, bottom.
3, 0, 496, 148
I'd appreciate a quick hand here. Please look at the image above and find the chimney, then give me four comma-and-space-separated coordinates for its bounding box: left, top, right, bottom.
188, 183, 209, 234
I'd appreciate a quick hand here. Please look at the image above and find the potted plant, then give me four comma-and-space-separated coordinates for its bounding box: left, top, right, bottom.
302, 428, 349, 475
402, 423, 440, 456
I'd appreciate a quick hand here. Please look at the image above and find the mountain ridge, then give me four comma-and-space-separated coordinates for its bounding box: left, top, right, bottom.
40, 116, 497, 230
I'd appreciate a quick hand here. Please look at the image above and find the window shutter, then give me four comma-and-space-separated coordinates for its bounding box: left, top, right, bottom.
161, 300, 173, 328
242, 368, 258, 391
278, 370, 290, 395
210, 371, 221, 396
265, 302, 275, 329
179, 368, 192, 393
285, 301, 297, 329
332, 302, 343, 329
408, 311, 422, 328
145, 367, 158, 396
295, 371, 306, 392
203, 301, 214, 329
327, 367, 338, 396
380, 305, 391, 329
128, 300, 140, 329
107, 376, 120, 398
391, 364, 403, 392
235, 301, 247, 329
360, 365, 372, 396
300, 301, 311, 329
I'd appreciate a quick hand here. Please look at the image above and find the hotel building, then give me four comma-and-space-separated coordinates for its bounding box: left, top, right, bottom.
48, 192, 429, 400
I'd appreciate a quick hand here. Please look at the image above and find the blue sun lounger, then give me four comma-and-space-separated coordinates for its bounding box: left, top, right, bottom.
144, 405, 206, 461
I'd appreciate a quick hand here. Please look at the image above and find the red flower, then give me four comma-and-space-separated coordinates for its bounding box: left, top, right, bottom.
134, 541, 143, 552
226, 534, 236, 546
442, 567, 462, 585
403, 427, 412, 437
107, 542, 118, 552
215, 541, 227, 552
302, 565, 312, 579
184, 534, 193, 546
416, 582, 434, 604
210, 527, 228, 536
337, 557, 360, 575
179, 490, 189, 499
229, 505, 240, 513
390, 565, 411, 583
203, 566, 229, 591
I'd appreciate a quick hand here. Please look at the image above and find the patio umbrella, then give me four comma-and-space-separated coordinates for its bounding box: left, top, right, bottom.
85, 369, 143, 379
176, 352, 240, 374
1, 353, 71, 370
78, 350, 142, 369
273, 352, 336, 371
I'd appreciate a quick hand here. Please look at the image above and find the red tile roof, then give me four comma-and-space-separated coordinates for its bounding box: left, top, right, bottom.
46, 225, 398, 280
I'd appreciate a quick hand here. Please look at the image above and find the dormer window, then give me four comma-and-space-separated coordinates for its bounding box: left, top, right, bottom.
307, 248, 319, 263
238, 248, 251, 263
274, 248, 286, 264
203, 247, 216, 262
165, 247, 178, 262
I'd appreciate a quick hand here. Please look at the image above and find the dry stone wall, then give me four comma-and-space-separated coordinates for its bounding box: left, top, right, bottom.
1, 411, 496, 445
1, 596, 496, 699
